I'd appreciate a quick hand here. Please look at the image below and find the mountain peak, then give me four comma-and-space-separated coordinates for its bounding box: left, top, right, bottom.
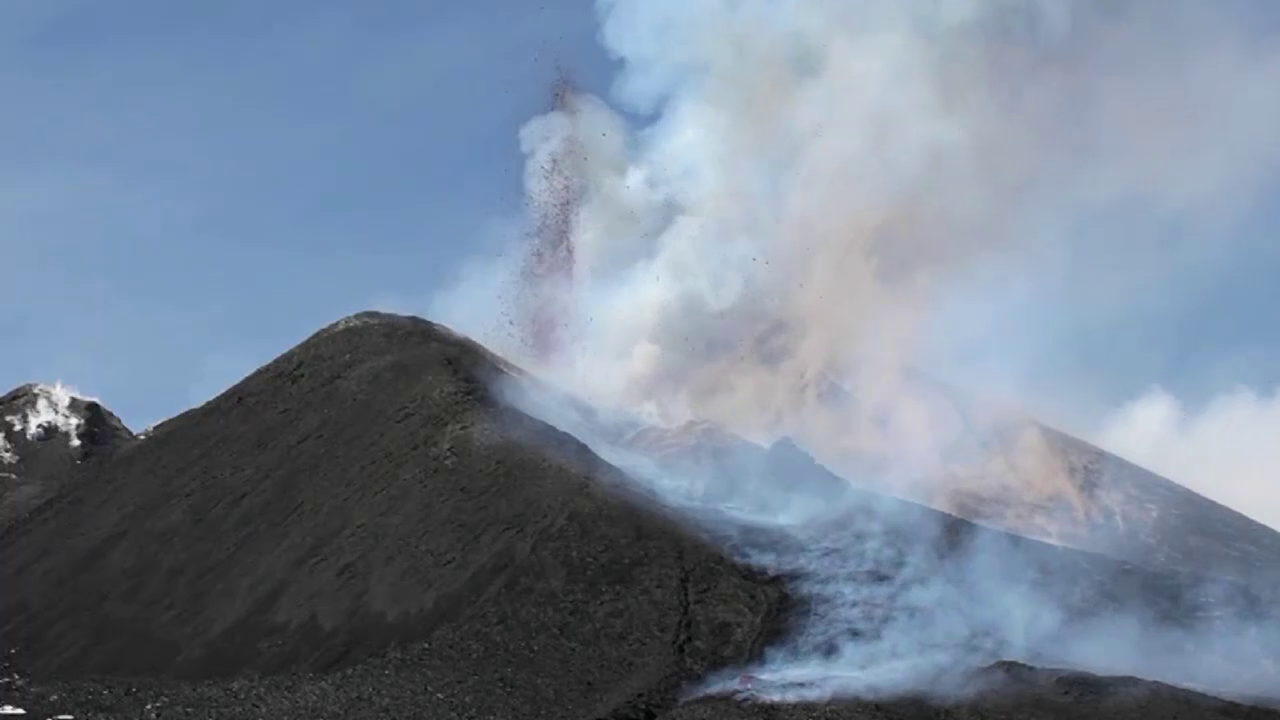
0, 383, 132, 463
0, 382, 134, 529
309, 310, 528, 379
4, 383, 90, 451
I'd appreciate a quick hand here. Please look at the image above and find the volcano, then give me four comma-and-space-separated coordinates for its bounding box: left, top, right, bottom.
619, 370, 1280, 585
0, 311, 1277, 719
825, 373, 1280, 583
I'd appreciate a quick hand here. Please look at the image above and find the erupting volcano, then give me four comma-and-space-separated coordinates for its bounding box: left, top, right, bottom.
516, 76, 583, 363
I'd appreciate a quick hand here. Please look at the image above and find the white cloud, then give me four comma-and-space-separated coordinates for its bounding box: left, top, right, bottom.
1095, 385, 1280, 531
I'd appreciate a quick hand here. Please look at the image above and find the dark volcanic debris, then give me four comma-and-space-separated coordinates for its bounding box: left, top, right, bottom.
0, 311, 1278, 719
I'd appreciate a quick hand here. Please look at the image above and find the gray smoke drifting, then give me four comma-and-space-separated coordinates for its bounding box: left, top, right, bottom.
496, 374, 1280, 702
433, 0, 1280, 704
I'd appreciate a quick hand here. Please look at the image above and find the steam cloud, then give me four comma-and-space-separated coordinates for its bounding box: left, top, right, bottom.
432, 0, 1280, 704
441, 0, 1280, 501
1097, 385, 1280, 531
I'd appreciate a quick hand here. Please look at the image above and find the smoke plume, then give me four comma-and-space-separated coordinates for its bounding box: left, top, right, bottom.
455, 0, 1280, 494
432, 0, 1280, 704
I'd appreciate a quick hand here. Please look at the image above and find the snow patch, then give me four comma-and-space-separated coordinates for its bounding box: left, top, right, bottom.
0, 705, 26, 715
4, 383, 93, 450
0, 432, 15, 465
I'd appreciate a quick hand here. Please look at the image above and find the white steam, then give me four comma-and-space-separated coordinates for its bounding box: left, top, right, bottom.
431, 0, 1280, 543
1096, 385, 1280, 531
432, 0, 1280, 704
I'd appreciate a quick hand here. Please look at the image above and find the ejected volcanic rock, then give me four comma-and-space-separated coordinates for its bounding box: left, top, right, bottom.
1, 311, 1278, 719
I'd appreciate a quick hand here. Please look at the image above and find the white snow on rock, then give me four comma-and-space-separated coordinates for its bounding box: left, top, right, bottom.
4, 383, 91, 450
0, 705, 26, 715
0, 431, 15, 465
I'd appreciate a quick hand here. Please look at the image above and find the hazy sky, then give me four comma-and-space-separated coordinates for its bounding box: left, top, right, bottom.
2, 0, 1280, 528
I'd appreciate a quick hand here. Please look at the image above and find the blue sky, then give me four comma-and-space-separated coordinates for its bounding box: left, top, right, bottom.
1, 0, 614, 427
2, 0, 1279, 444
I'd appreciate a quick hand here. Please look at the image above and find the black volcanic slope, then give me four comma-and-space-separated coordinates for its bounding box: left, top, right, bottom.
0, 313, 785, 718
1, 311, 1278, 719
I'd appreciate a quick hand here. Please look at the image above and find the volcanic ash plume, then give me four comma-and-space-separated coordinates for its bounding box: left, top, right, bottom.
426, 0, 1280, 701
485, 0, 1280, 506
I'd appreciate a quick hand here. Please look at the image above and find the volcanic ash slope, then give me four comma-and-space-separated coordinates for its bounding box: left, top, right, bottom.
0, 312, 786, 719
0, 311, 1277, 720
